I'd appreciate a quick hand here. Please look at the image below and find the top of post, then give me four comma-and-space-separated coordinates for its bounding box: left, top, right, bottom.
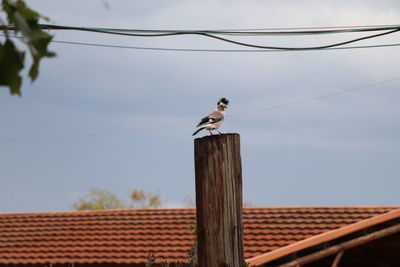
194, 133, 241, 149
194, 133, 240, 141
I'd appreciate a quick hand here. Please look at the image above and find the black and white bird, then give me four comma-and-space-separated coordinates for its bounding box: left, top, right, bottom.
192, 98, 229, 136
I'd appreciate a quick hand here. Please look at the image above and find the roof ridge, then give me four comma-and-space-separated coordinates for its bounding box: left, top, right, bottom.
0, 207, 197, 216
243, 206, 400, 212
2, 206, 399, 217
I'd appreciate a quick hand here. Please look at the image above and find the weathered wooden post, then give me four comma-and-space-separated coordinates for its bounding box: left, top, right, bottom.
194, 133, 244, 267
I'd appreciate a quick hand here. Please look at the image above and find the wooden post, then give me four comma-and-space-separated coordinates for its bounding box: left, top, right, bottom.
194, 133, 244, 267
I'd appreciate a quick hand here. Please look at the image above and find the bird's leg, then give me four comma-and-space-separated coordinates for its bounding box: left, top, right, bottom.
208, 130, 213, 135
216, 129, 222, 135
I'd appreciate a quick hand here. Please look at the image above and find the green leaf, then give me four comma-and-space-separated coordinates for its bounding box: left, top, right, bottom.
2, 0, 41, 34
28, 34, 55, 81
0, 39, 25, 96
1, 0, 56, 94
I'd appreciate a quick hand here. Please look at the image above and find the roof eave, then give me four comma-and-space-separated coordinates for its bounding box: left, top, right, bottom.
246, 208, 400, 266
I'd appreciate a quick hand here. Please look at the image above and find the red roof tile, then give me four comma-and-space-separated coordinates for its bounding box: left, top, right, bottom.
0, 207, 398, 265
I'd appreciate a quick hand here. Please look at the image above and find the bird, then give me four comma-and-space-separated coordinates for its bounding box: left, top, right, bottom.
192, 98, 229, 136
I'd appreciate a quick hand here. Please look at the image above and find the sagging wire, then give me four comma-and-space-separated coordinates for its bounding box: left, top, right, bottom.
25, 23, 400, 36
3, 34, 400, 53
191, 28, 400, 50
1, 76, 399, 142
1, 23, 400, 50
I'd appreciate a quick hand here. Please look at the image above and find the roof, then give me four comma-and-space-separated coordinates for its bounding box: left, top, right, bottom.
246, 207, 400, 266
0, 206, 399, 265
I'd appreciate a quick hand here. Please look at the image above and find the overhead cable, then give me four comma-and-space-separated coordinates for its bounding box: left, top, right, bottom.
1, 23, 400, 50
192, 28, 400, 50
34, 23, 400, 36
228, 76, 400, 117
205, 24, 400, 32
3, 34, 400, 53
1, 76, 399, 142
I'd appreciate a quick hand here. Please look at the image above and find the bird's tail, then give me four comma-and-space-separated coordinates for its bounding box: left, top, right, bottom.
192, 127, 205, 136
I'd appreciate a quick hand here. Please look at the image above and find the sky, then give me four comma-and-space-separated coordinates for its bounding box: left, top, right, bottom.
1, 0, 400, 213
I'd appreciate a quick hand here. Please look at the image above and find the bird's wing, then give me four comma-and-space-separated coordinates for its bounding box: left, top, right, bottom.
196, 116, 211, 127
196, 111, 224, 127
208, 110, 223, 119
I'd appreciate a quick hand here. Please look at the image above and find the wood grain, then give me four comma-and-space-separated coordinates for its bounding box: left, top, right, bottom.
194, 133, 244, 267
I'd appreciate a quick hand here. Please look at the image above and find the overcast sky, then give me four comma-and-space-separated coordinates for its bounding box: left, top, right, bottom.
1, 0, 400, 212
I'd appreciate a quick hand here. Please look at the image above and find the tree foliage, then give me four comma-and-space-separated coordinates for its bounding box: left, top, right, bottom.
72, 188, 164, 211
0, 0, 55, 96
72, 188, 126, 211
130, 189, 162, 209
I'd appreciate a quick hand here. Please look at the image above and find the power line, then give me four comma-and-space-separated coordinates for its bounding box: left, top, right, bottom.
27, 24, 400, 50
0, 122, 193, 142
31, 23, 400, 36
51, 40, 400, 52
228, 76, 400, 117
3, 34, 400, 52
194, 28, 400, 50
205, 24, 400, 32
2, 23, 400, 50
1, 76, 399, 143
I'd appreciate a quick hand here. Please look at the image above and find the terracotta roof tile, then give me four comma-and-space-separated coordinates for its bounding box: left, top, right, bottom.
0, 206, 398, 265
